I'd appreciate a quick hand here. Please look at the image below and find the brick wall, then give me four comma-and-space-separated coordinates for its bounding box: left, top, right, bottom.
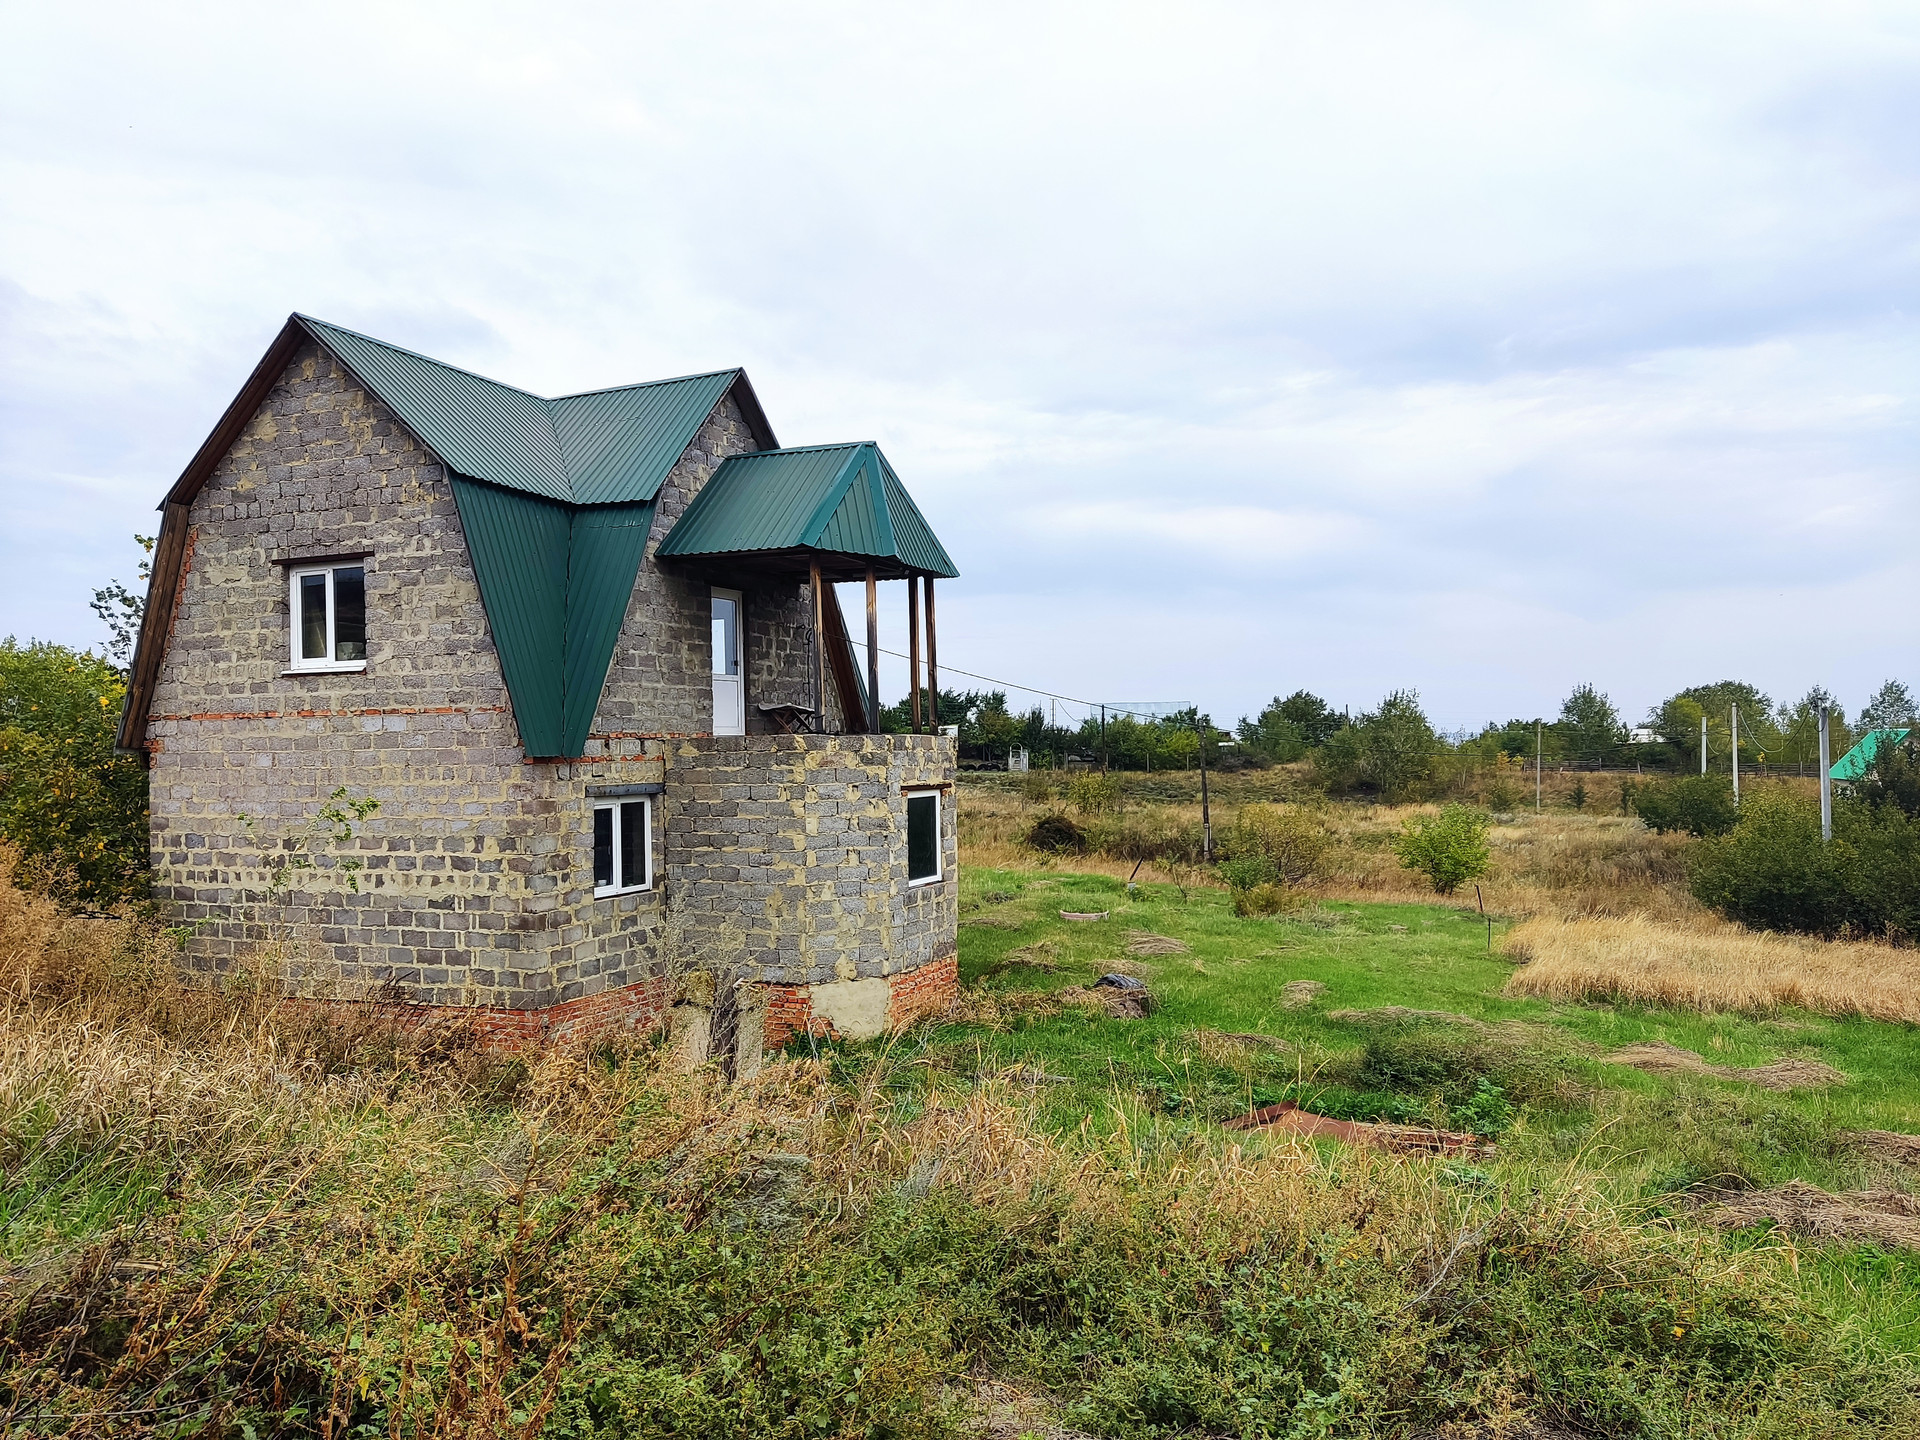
665, 734, 958, 987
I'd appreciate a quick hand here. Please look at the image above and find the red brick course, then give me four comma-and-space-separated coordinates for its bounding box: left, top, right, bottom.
288, 974, 671, 1050
758, 951, 960, 1051
887, 951, 959, 1029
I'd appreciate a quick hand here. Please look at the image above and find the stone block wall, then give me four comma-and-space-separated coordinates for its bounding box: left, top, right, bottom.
664, 733, 958, 988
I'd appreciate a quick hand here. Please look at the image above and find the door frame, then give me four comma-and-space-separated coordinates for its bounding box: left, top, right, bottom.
711, 586, 745, 736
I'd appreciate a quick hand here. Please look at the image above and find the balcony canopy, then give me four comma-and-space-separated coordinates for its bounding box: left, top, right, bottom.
657, 442, 958, 583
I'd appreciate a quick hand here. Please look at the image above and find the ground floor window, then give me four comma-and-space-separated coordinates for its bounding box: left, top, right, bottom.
593, 797, 651, 896
906, 789, 941, 885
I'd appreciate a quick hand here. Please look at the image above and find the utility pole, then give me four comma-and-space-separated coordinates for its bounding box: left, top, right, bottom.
1819, 702, 1833, 843
1198, 715, 1213, 862
1700, 715, 1708, 775
1535, 720, 1543, 811
1731, 705, 1740, 806
1099, 704, 1107, 772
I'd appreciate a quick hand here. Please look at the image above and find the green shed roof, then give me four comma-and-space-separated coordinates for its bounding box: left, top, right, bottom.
1830, 727, 1913, 781
657, 442, 958, 579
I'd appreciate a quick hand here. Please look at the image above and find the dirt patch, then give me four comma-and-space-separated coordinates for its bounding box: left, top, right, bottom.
1125, 930, 1189, 956
1607, 1039, 1847, 1091
1280, 980, 1327, 1009
964, 1378, 1098, 1440
1851, 1131, 1920, 1168
1698, 1180, 1920, 1250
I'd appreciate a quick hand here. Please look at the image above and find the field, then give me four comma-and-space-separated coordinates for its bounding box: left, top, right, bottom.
4, 777, 1920, 1436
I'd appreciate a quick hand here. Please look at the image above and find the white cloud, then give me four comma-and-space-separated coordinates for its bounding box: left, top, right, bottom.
1, 0, 1915, 724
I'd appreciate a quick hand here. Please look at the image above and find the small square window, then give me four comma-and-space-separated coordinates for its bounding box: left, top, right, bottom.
906, 790, 941, 885
288, 564, 368, 671
594, 798, 652, 897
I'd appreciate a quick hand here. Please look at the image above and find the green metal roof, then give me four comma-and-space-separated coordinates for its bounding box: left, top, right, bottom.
657, 442, 959, 578
290, 315, 774, 756
295, 315, 758, 504
1830, 727, 1913, 781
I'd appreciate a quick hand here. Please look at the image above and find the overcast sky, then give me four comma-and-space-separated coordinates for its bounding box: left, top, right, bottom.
3, 2, 1914, 732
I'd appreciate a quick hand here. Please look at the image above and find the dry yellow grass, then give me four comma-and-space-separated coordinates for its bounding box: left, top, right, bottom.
957, 777, 1698, 919
1502, 912, 1920, 1021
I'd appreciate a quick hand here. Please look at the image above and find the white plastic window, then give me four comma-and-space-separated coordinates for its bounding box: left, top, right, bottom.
906, 790, 942, 885
593, 798, 652, 897
288, 564, 367, 671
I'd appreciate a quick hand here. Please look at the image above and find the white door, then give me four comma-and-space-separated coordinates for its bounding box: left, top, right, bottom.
711, 588, 744, 735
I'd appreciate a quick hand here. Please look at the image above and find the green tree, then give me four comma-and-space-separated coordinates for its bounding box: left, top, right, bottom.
1860, 679, 1917, 731
0, 640, 150, 904
1392, 804, 1492, 894
1776, 688, 1854, 777
1312, 690, 1438, 800
1648, 681, 1774, 772
1558, 684, 1624, 766
88, 534, 156, 672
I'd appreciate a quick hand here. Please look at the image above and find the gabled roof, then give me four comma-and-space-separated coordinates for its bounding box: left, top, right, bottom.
1831, 727, 1913, 781
291, 315, 774, 504
657, 442, 958, 579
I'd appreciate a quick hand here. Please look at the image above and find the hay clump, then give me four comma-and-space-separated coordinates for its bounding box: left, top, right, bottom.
1503, 912, 1920, 1021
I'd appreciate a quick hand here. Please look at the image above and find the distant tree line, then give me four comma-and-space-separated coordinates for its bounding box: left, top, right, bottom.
893, 673, 1919, 803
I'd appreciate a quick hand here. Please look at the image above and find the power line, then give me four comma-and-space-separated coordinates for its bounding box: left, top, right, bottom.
871, 646, 1186, 725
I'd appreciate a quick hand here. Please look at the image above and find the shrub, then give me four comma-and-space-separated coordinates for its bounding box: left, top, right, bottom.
0, 640, 150, 905
1020, 772, 1054, 804
1689, 789, 1920, 940
1233, 881, 1307, 917
1025, 812, 1087, 853
1391, 804, 1492, 895
1219, 853, 1278, 891
1066, 772, 1120, 815
1228, 803, 1333, 884
1632, 774, 1737, 837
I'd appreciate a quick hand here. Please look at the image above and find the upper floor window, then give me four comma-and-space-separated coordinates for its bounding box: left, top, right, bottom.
289, 564, 366, 671
594, 797, 652, 897
906, 789, 942, 885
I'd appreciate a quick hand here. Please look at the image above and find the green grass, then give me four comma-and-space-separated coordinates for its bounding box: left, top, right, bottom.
908, 865, 1920, 1355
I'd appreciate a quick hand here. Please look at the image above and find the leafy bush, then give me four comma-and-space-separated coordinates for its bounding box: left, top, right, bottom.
1228, 803, 1333, 884
0, 640, 149, 904
1019, 772, 1054, 803
1025, 812, 1087, 853
1632, 774, 1738, 836
1232, 881, 1307, 917
1391, 804, 1492, 894
1065, 771, 1120, 815
1689, 789, 1920, 940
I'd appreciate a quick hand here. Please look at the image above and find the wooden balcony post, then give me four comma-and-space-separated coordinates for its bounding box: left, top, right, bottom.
908, 574, 922, 734
925, 577, 939, 728
865, 566, 880, 733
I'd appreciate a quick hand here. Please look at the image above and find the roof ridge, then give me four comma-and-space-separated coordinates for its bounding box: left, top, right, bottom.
294, 314, 551, 403
727, 440, 874, 459
551, 368, 743, 401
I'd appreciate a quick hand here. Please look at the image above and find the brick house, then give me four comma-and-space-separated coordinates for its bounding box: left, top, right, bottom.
117, 315, 960, 1053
